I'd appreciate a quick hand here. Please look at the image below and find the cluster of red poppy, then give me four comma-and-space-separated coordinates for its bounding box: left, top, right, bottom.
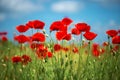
15, 25, 29, 43
72, 23, 97, 40
80, 29, 119, 57
13, 17, 120, 60
30, 43, 52, 59
0, 32, 8, 41
15, 20, 46, 43
53, 43, 78, 53
50, 17, 72, 41
14, 20, 53, 60
50, 17, 97, 41
92, 43, 105, 57
36, 44, 53, 59
106, 29, 120, 44
12, 54, 31, 65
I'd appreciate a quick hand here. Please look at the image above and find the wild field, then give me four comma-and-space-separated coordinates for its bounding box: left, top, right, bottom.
0, 18, 120, 80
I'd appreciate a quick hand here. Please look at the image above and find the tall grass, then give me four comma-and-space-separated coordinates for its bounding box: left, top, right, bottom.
0, 40, 120, 80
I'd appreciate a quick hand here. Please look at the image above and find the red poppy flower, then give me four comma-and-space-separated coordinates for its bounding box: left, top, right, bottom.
26, 21, 34, 28
36, 46, 48, 59
50, 21, 64, 31
92, 49, 100, 57
112, 45, 119, 52
14, 36, 18, 41
92, 43, 99, 50
63, 33, 71, 41
32, 32, 45, 42
72, 47, 78, 53
22, 54, 31, 65
54, 44, 61, 51
71, 28, 81, 35
75, 23, 90, 32
118, 29, 120, 34
112, 36, 120, 44
56, 31, 67, 41
86, 25, 91, 32
26, 20, 45, 29
12, 56, 22, 63
16, 25, 29, 33
0, 32, 7, 35
47, 52, 53, 58
1, 36, 8, 41
83, 31, 97, 40
106, 30, 118, 37
60, 25, 68, 32
30, 43, 44, 49
61, 17, 73, 26
62, 47, 69, 52
33, 20, 45, 29
15, 35, 29, 43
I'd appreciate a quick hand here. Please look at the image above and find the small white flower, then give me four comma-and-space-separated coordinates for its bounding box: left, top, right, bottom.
19, 69, 22, 73
2, 64, 6, 67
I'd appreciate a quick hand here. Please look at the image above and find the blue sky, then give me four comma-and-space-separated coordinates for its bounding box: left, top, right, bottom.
0, 0, 120, 43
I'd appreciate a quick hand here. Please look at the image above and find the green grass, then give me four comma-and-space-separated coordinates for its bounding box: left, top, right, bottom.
0, 40, 120, 80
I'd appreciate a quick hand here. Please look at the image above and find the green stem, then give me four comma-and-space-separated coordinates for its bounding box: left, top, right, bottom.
80, 32, 83, 47
20, 43, 22, 55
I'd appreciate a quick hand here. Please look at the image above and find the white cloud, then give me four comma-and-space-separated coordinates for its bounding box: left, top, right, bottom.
109, 20, 117, 26
0, 0, 43, 13
51, 1, 84, 13
92, 20, 119, 33
91, 20, 120, 43
107, 20, 120, 29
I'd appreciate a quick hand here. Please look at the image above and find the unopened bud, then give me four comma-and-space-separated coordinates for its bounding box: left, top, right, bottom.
42, 29, 46, 34
45, 34, 49, 37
